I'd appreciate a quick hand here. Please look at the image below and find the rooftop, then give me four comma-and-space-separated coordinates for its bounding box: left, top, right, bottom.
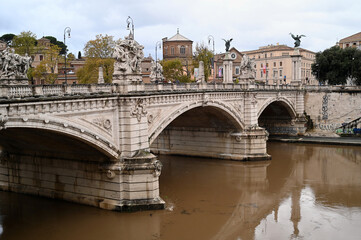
339, 32, 361, 43
165, 29, 192, 42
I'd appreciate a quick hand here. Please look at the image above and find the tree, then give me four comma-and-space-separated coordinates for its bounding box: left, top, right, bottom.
193, 43, 214, 81
161, 59, 191, 82
312, 46, 361, 85
77, 34, 116, 83
44, 36, 66, 55
76, 58, 114, 84
12, 31, 37, 55
0, 33, 16, 46
84, 34, 115, 58
31, 44, 61, 84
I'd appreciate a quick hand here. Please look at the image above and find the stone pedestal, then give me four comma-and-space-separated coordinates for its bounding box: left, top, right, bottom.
0, 78, 29, 85
223, 52, 234, 83
291, 49, 302, 86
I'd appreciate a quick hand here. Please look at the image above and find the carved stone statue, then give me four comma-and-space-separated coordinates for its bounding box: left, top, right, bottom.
0, 47, 32, 80
222, 38, 233, 52
290, 33, 306, 48
113, 36, 144, 83
240, 54, 256, 78
149, 60, 164, 82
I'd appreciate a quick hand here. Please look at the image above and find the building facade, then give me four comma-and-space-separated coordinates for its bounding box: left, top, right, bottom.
242, 44, 316, 85
162, 29, 193, 64
338, 32, 361, 49
214, 48, 244, 82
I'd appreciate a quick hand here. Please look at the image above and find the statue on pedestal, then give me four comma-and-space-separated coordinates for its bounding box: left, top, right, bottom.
222, 38, 233, 52
240, 54, 256, 78
113, 36, 144, 82
0, 47, 32, 80
290, 33, 306, 48
150, 60, 164, 83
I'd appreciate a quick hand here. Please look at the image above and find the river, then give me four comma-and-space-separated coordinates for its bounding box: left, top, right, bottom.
0, 142, 360, 240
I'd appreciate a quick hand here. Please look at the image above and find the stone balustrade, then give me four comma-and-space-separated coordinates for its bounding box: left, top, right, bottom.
1, 82, 360, 99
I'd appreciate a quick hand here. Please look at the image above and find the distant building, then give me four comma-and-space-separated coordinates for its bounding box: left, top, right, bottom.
338, 32, 361, 49
162, 29, 193, 64
241, 44, 316, 85
141, 54, 153, 83
214, 48, 244, 82
0, 40, 7, 51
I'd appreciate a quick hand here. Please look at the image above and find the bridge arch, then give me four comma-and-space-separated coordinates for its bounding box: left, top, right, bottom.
149, 100, 245, 145
257, 97, 297, 119
1, 116, 120, 160
257, 97, 298, 136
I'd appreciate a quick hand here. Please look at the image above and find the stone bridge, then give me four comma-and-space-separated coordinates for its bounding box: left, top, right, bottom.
0, 82, 309, 211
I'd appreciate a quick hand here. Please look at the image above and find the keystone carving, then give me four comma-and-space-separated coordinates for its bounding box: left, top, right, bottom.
130, 99, 147, 122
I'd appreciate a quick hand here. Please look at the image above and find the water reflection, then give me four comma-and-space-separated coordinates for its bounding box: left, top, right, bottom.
0, 143, 360, 240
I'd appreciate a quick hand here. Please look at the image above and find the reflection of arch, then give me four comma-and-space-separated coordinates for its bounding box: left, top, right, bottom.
3, 116, 120, 160
257, 97, 297, 119
149, 101, 244, 145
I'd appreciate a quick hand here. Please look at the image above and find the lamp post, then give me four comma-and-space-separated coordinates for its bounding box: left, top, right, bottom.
126, 16, 134, 39
208, 35, 215, 81
63, 27, 71, 84
155, 41, 161, 82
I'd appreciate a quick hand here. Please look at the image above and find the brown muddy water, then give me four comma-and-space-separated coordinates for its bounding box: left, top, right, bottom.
0, 142, 360, 240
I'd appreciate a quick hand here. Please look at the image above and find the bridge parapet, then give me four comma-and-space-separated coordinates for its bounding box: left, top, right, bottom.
0, 82, 312, 99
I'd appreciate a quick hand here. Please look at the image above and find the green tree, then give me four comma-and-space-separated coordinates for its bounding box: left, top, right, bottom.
312, 46, 361, 85
76, 58, 114, 84
44, 36, 67, 55
161, 59, 191, 83
0, 33, 16, 46
84, 34, 115, 58
77, 34, 116, 83
193, 43, 214, 81
31, 44, 61, 84
12, 31, 37, 55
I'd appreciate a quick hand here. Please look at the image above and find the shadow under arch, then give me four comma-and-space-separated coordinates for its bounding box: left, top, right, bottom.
258, 99, 298, 136
149, 101, 245, 145
0, 116, 120, 161
150, 102, 246, 160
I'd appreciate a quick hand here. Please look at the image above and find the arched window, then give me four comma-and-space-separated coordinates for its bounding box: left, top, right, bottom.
180, 45, 186, 55
171, 47, 175, 55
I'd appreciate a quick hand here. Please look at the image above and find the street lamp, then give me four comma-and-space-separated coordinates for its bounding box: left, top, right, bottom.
155, 41, 161, 82
126, 16, 134, 39
63, 27, 71, 84
208, 35, 215, 81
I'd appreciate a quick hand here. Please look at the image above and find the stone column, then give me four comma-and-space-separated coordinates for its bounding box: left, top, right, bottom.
98, 66, 104, 84
291, 49, 302, 86
223, 52, 234, 83
196, 61, 205, 83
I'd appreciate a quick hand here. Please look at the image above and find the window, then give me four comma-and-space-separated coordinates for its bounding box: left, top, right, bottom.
280, 61, 282, 67
261, 63, 263, 68
171, 47, 175, 55
270, 53, 273, 57
235, 66, 240, 75
261, 70, 263, 78
273, 70, 277, 78
266, 63, 269, 68
180, 45, 186, 55
273, 62, 276, 67
280, 69, 283, 77
40, 55, 44, 61
265, 53, 267, 58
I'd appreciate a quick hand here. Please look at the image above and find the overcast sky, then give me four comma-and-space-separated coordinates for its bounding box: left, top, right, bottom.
1, 0, 360, 58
